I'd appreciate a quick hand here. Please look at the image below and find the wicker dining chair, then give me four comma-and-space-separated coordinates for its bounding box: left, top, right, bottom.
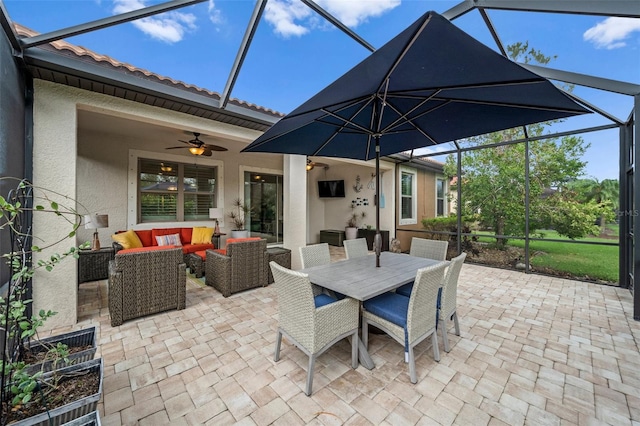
299, 243, 331, 296
299, 243, 331, 268
343, 238, 369, 259
270, 261, 359, 396
439, 252, 467, 352
409, 237, 449, 260
396, 238, 449, 297
362, 261, 448, 384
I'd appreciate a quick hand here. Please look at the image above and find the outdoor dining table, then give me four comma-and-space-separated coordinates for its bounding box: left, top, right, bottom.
299, 251, 445, 370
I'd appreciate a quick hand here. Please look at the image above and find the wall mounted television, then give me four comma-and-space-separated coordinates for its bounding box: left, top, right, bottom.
318, 180, 346, 198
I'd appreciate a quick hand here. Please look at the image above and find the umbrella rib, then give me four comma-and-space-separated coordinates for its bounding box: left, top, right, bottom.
313, 97, 377, 156
428, 97, 588, 113
376, 12, 434, 95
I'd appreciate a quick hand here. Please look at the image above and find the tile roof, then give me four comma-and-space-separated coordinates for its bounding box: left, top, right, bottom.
13, 23, 284, 119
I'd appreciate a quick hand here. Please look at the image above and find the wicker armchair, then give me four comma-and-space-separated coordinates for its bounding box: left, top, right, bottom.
108, 247, 186, 327
270, 261, 359, 396
205, 238, 268, 297
362, 261, 448, 383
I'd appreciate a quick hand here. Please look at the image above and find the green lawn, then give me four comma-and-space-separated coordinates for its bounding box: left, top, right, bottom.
472, 229, 619, 283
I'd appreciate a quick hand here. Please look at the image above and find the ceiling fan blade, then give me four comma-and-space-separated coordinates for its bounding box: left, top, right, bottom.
201, 149, 213, 157
204, 144, 228, 152
177, 139, 195, 146
166, 146, 188, 150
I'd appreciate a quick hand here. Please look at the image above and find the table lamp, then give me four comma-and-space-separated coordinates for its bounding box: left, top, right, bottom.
84, 214, 109, 251
209, 208, 224, 235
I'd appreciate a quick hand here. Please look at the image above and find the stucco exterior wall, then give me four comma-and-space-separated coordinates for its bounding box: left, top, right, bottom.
395, 165, 446, 252
32, 81, 79, 328
32, 79, 306, 328
306, 161, 395, 245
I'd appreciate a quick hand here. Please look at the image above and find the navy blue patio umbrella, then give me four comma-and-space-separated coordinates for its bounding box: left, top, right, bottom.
242, 11, 590, 267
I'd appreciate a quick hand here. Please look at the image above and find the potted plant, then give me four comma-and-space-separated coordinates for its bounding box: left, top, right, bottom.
345, 209, 365, 240
228, 198, 251, 238
0, 178, 100, 424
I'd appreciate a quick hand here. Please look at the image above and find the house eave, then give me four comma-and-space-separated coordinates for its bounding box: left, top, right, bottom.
22, 47, 282, 132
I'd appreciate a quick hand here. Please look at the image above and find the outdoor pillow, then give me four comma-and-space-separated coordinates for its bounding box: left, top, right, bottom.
135, 229, 153, 247
191, 227, 215, 244
155, 233, 182, 247
151, 228, 181, 246
111, 230, 143, 250
180, 227, 193, 245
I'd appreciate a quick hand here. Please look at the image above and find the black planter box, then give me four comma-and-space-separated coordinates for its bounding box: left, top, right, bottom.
22, 326, 97, 375
10, 358, 103, 426
62, 411, 101, 426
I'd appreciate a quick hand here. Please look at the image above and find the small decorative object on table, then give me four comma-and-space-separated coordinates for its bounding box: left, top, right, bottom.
208, 207, 224, 235
83, 213, 109, 251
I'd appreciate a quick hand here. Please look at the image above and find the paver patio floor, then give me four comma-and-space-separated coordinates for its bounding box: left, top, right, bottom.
61, 247, 640, 425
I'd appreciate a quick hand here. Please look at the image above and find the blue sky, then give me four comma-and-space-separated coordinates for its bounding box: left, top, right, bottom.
4, 0, 639, 180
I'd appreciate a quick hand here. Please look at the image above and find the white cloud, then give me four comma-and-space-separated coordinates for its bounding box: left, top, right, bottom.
583, 17, 640, 50
264, 0, 399, 38
265, 0, 311, 37
318, 0, 400, 27
112, 0, 197, 44
208, 0, 224, 27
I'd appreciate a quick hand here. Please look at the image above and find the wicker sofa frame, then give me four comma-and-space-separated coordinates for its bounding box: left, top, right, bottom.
109, 247, 186, 326
205, 238, 268, 297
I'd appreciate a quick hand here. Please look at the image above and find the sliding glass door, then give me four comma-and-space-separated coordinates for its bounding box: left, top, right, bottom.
244, 172, 283, 244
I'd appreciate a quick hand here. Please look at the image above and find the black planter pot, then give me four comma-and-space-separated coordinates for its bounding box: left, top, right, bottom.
9, 358, 103, 426
22, 326, 97, 375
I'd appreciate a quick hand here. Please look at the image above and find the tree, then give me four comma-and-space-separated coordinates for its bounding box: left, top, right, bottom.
567, 177, 618, 234
443, 43, 600, 248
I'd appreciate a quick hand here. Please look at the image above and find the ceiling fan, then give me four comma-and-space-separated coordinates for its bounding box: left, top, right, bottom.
306, 158, 329, 171
165, 132, 228, 156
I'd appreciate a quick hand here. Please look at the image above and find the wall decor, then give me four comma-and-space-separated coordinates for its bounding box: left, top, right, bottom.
353, 175, 363, 193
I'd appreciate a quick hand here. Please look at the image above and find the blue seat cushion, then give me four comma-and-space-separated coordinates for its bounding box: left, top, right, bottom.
363, 292, 409, 328
395, 282, 413, 297
314, 294, 337, 308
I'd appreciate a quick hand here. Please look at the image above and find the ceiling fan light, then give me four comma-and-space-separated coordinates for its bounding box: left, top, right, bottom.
160, 163, 172, 172
306, 163, 314, 171
189, 146, 205, 155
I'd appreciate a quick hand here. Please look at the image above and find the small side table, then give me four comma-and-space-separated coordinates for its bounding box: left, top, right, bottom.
267, 247, 292, 284
78, 247, 115, 284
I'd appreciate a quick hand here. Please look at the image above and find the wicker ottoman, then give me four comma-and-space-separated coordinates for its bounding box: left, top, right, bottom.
188, 251, 206, 278
267, 247, 292, 284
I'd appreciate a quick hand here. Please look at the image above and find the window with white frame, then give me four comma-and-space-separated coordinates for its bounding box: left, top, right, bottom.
399, 166, 417, 225
436, 176, 447, 216
138, 158, 218, 222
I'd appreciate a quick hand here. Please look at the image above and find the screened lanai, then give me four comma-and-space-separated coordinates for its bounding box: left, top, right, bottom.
0, 0, 638, 321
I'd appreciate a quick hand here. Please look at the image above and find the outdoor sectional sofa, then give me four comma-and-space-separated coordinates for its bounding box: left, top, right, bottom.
111, 227, 216, 262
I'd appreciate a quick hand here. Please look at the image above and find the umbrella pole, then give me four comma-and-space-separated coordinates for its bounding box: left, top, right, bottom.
375, 137, 381, 267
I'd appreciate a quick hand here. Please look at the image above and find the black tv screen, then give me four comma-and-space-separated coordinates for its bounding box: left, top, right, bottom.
318, 180, 345, 198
